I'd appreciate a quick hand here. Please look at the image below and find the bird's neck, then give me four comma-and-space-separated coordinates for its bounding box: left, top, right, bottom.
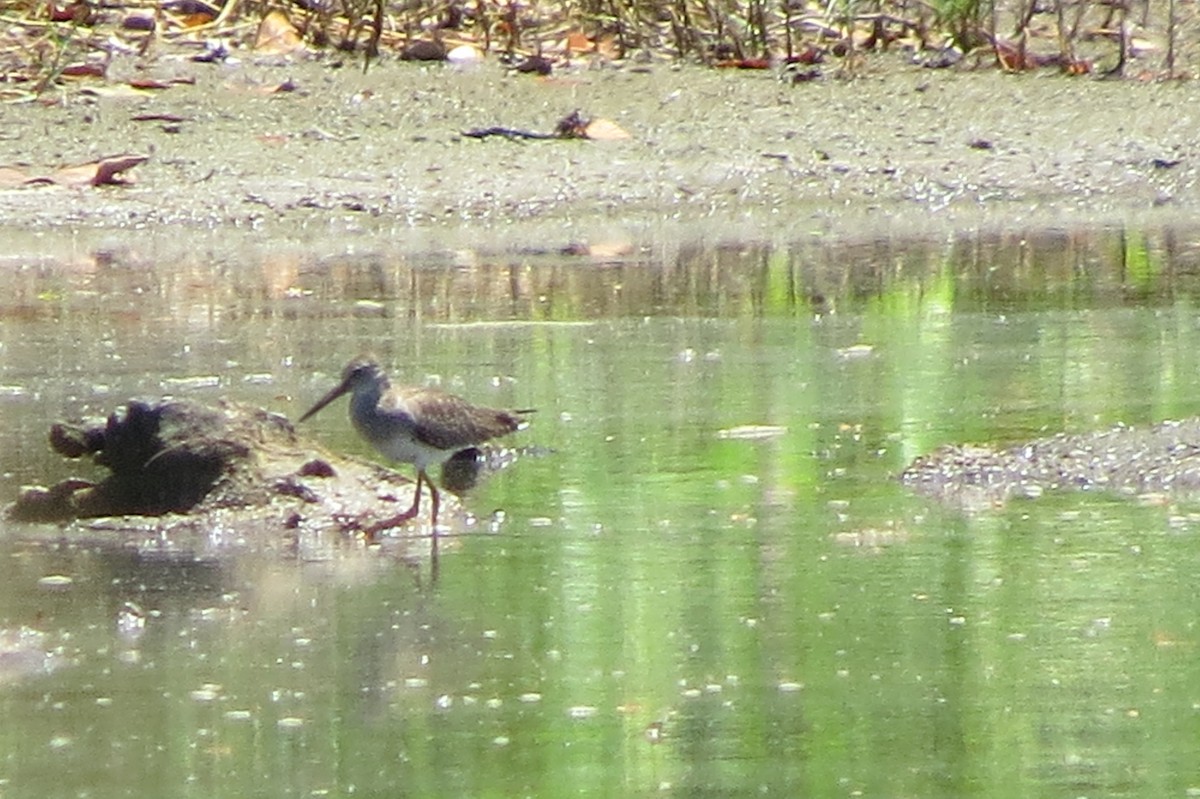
350, 377, 388, 418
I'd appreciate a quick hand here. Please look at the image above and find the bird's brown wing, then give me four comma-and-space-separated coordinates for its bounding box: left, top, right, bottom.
383, 388, 526, 451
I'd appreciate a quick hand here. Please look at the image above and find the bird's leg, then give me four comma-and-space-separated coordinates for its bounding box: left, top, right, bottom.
406, 469, 425, 519
427, 475, 441, 583
429, 511, 440, 584
364, 470, 426, 538
428, 477, 440, 532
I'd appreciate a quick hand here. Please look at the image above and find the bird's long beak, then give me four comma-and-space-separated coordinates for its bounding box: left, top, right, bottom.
298, 378, 351, 423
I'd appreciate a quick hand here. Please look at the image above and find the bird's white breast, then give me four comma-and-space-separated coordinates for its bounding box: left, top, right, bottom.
349, 389, 452, 470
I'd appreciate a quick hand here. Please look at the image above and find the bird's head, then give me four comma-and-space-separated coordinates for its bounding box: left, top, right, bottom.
299, 356, 387, 423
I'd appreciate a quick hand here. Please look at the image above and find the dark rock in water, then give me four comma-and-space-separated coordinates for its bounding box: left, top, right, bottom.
16, 399, 290, 520
7, 398, 528, 544
901, 418, 1200, 509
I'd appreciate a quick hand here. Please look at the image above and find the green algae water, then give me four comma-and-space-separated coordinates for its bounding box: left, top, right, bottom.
1, 226, 1200, 798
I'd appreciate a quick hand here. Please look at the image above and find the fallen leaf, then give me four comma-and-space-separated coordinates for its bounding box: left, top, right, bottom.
176, 11, 214, 28
593, 34, 620, 60
583, 117, 631, 141
255, 10, 302, 54
565, 30, 592, 54
46, 154, 149, 187
47, 1, 93, 23
60, 62, 106, 79
127, 78, 174, 90
80, 85, 153, 100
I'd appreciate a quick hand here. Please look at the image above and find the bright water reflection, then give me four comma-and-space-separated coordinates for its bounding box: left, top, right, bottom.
1, 227, 1200, 797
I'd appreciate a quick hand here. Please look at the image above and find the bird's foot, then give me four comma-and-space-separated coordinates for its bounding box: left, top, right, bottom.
364, 509, 420, 540
331, 512, 373, 536
329, 511, 416, 542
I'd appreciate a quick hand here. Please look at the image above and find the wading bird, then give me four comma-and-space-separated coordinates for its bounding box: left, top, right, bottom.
299, 356, 531, 541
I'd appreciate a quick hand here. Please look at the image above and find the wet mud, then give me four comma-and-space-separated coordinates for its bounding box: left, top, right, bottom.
902, 417, 1200, 509
3, 52, 1199, 255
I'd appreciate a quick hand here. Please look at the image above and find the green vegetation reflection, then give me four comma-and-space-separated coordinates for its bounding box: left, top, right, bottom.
2, 225, 1200, 798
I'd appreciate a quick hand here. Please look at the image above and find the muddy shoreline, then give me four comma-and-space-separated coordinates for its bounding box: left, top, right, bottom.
3, 52, 1199, 253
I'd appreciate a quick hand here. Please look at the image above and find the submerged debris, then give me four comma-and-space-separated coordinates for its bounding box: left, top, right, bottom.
901, 418, 1200, 508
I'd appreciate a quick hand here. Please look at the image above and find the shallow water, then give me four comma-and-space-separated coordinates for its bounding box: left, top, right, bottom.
2, 226, 1200, 797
